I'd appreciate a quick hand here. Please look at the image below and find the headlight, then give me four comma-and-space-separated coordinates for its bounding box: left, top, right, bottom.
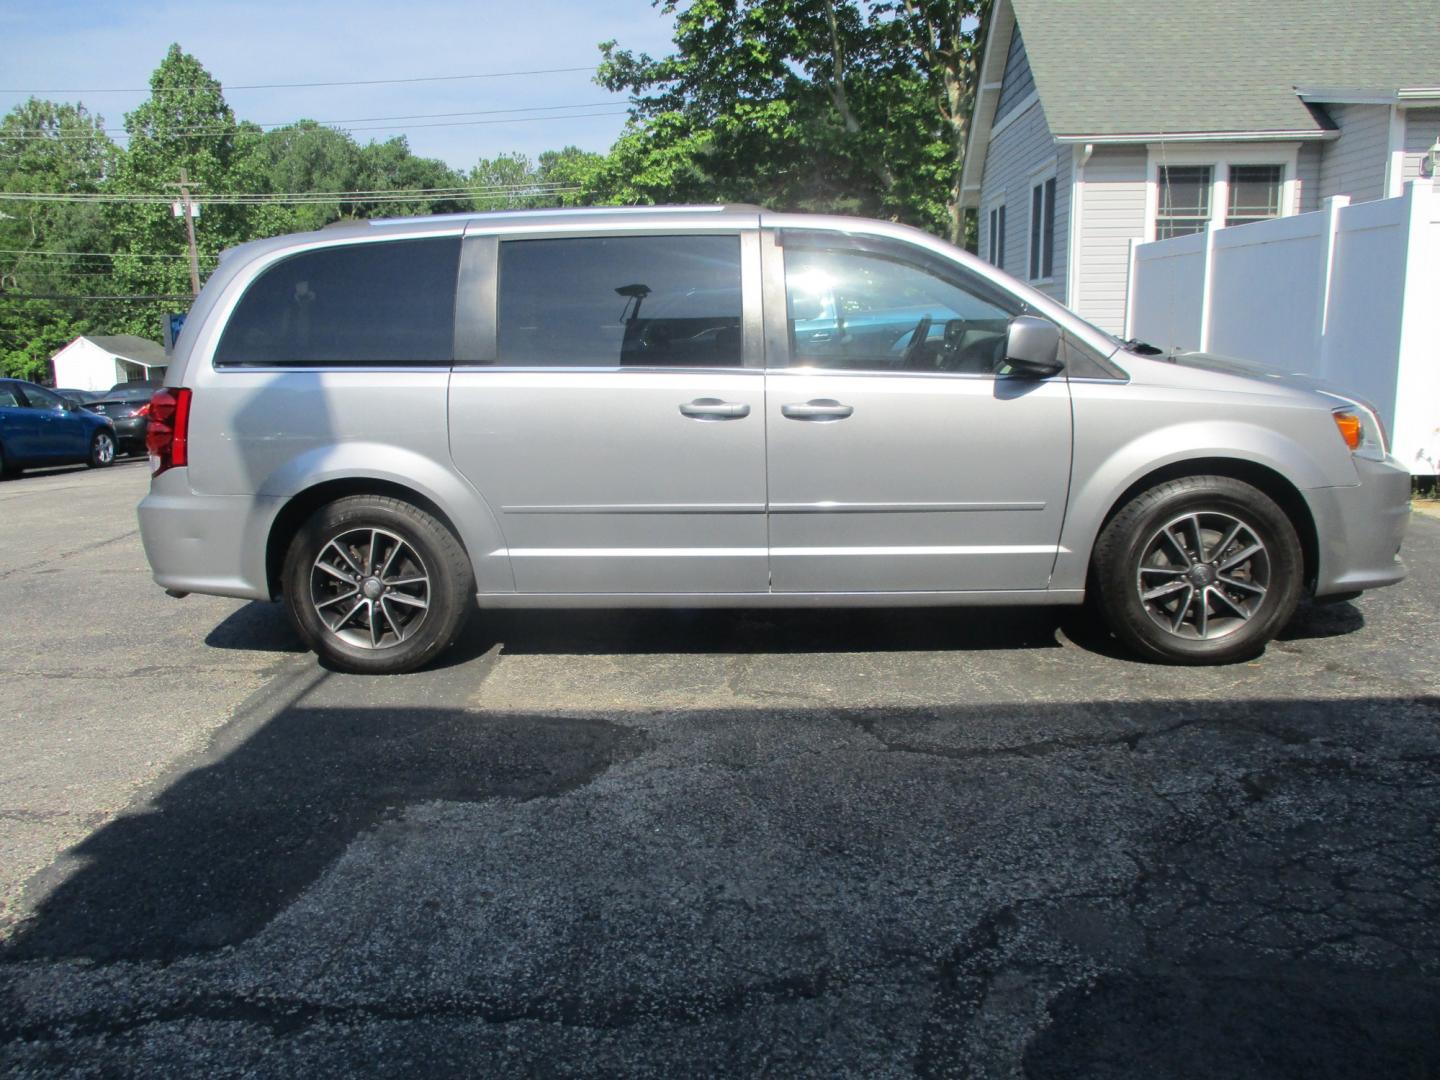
1322, 393, 1387, 460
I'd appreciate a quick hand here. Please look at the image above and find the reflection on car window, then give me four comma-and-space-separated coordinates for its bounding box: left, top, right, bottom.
784, 247, 1017, 374
0, 385, 20, 408
497, 235, 743, 368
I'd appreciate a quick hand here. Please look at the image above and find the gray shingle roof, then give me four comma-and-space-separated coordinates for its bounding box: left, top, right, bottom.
86, 334, 167, 367
1010, 0, 1440, 138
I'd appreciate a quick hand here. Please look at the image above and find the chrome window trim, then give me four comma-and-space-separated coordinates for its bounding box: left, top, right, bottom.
450, 364, 759, 375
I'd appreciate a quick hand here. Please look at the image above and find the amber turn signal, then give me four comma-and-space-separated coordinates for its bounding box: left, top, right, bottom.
1333, 411, 1363, 451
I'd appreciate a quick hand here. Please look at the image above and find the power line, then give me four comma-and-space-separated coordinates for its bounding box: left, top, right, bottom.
0, 292, 193, 300
0, 182, 584, 205
0, 65, 600, 96
3, 101, 631, 140
0, 248, 214, 258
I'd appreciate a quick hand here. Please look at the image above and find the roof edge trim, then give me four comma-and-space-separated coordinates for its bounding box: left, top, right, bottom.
1053, 129, 1340, 145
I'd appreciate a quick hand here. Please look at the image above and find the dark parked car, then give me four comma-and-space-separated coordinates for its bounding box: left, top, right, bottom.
85, 385, 158, 456
0, 379, 116, 475
54, 388, 105, 407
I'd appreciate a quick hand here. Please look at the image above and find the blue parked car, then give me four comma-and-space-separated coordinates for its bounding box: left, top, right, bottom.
0, 378, 118, 476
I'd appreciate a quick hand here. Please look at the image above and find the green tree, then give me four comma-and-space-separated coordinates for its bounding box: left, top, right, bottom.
0, 99, 118, 379
104, 45, 284, 336
354, 136, 470, 218
595, 0, 987, 242
468, 146, 605, 209
258, 121, 365, 230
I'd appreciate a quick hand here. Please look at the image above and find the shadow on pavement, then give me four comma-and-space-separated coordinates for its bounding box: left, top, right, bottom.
1, 688, 1437, 1076
202, 596, 1366, 668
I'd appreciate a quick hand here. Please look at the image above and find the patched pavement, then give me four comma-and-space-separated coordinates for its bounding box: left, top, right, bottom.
1, 465, 1438, 1077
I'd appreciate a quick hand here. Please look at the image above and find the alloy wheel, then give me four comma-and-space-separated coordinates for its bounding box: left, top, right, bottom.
1135, 511, 1270, 640
309, 526, 431, 650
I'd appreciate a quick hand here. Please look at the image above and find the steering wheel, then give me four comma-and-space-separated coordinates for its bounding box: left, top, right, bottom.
901, 315, 933, 369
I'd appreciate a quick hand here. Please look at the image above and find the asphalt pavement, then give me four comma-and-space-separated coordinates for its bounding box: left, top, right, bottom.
1, 462, 1438, 1078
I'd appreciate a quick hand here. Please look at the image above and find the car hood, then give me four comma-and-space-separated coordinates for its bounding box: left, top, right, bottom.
1130, 349, 1364, 405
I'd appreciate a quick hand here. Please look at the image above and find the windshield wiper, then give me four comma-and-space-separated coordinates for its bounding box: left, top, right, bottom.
1119, 337, 1165, 356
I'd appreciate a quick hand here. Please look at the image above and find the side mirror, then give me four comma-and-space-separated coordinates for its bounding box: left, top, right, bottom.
1004, 315, 1064, 378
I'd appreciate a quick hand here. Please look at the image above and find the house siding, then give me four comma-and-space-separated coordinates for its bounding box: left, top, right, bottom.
1317, 103, 1390, 202
978, 99, 1069, 303
1296, 141, 1322, 212
1402, 108, 1440, 183
1072, 145, 1148, 335
994, 26, 1034, 124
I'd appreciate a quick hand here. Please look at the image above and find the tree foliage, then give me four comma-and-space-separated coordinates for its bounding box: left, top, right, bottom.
594, 0, 987, 240
0, 100, 116, 378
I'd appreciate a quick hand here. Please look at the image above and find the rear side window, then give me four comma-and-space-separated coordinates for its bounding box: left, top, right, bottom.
497, 235, 742, 368
214, 237, 460, 367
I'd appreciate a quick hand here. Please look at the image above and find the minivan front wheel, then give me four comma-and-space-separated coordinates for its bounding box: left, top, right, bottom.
1091, 476, 1302, 664
283, 495, 474, 674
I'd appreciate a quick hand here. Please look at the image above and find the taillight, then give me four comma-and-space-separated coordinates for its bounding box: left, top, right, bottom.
146, 388, 192, 475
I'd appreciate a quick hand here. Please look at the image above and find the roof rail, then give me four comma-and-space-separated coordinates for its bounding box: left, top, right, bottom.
367, 204, 762, 227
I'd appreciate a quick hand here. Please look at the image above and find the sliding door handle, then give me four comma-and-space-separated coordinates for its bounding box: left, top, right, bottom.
680, 398, 751, 420
781, 399, 854, 421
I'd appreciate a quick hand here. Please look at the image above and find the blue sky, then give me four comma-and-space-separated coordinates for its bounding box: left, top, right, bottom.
0, 0, 678, 173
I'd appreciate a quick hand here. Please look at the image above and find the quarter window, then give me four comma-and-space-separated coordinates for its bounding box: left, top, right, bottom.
1227, 164, 1283, 226
1156, 165, 1213, 239
783, 245, 1018, 374
214, 237, 461, 368
496, 235, 743, 368
1028, 177, 1055, 280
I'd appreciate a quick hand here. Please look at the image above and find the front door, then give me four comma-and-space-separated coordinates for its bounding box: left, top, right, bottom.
762, 230, 1073, 594
449, 229, 769, 594
17, 383, 87, 459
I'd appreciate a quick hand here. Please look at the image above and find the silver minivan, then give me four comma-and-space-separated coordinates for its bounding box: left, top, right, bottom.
138, 206, 1410, 674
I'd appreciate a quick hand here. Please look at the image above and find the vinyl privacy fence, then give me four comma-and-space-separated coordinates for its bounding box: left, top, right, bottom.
1126, 181, 1440, 473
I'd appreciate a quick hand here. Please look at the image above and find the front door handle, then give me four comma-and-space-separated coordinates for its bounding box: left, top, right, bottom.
680, 398, 751, 421
781, 399, 854, 421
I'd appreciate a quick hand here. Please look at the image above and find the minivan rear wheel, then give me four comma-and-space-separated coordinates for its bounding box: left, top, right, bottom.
1091, 476, 1302, 664
282, 495, 474, 674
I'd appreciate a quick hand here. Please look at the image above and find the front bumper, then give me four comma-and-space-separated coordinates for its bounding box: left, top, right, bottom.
137, 467, 285, 601
1306, 455, 1411, 597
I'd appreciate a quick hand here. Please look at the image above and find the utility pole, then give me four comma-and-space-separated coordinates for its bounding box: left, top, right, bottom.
166, 169, 202, 296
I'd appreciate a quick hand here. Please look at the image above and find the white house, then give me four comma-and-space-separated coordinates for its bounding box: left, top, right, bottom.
51, 335, 168, 392
960, 0, 1440, 334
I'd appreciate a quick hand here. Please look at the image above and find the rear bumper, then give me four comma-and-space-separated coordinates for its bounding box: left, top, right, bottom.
1306, 455, 1411, 597
137, 468, 284, 601
112, 418, 147, 450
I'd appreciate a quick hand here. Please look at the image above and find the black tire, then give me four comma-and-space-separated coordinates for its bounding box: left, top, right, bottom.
86, 430, 115, 468
282, 495, 474, 675
1091, 476, 1303, 664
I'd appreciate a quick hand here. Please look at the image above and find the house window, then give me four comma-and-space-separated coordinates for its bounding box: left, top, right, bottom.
1226, 164, 1283, 226
1028, 177, 1055, 280
1156, 165, 1212, 239
987, 204, 1006, 269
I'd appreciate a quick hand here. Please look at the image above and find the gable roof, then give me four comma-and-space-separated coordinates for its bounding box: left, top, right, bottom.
961, 0, 1440, 206
86, 335, 167, 367
1014, 0, 1440, 140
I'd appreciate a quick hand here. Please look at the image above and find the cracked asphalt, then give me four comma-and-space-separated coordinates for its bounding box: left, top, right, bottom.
1, 464, 1438, 1078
